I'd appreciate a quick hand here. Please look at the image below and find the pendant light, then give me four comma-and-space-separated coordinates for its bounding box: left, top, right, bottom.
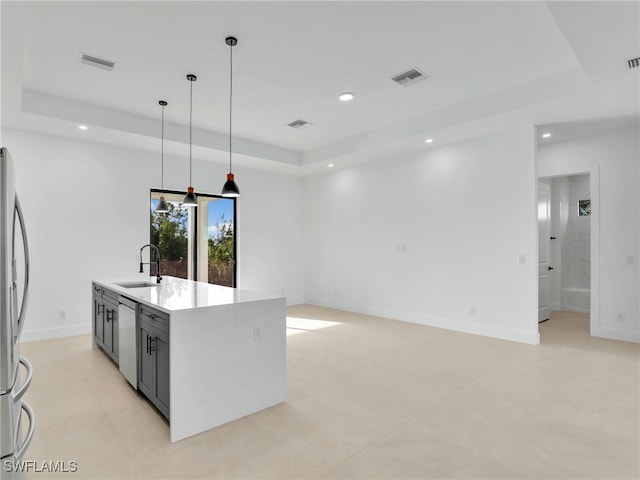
221, 36, 240, 197
155, 100, 170, 213
183, 74, 198, 206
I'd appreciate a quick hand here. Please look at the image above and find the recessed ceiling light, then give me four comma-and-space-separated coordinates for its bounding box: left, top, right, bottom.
78, 125, 88, 130
328, 163, 335, 168
542, 133, 551, 138
339, 92, 354, 102
425, 138, 433, 143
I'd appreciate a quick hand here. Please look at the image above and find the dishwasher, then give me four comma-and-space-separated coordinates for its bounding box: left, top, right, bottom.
118, 297, 137, 389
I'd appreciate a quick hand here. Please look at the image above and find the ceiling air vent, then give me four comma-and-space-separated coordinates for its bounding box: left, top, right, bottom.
287, 119, 312, 129
80, 53, 116, 71
628, 57, 640, 69
391, 68, 430, 86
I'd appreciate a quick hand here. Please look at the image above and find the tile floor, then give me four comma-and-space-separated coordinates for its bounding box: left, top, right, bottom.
17, 307, 640, 479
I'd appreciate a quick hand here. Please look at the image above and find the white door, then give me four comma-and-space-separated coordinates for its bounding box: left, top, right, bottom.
538, 182, 551, 322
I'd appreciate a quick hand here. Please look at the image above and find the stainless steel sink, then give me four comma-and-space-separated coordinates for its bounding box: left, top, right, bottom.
115, 281, 160, 289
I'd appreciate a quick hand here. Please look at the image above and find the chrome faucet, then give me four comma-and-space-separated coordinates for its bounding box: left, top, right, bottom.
139, 244, 162, 284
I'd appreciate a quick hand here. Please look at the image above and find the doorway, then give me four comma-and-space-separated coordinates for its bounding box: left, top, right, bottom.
537, 168, 599, 338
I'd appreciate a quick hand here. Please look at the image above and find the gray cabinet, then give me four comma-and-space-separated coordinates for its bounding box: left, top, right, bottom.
154, 329, 170, 416
103, 297, 118, 358
92, 283, 119, 364
137, 305, 170, 420
93, 284, 104, 344
138, 319, 154, 399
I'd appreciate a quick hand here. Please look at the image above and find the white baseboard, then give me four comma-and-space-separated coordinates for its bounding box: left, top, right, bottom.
563, 306, 590, 314
286, 296, 306, 306
592, 326, 639, 343
306, 298, 540, 345
20, 324, 91, 343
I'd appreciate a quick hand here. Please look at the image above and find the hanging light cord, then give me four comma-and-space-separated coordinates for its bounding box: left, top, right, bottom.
229, 42, 233, 174
161, 103, 165, 189
189, 78, 193, 185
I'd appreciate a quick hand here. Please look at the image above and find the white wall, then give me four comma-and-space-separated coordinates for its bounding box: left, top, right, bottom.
4, 128, 305, 341
304, 127, 540, 344
538, 127, 640, 342
11, 123, 635, 345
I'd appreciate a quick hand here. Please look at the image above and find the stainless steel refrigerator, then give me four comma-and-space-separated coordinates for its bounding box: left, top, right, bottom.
0, 148, 34, 477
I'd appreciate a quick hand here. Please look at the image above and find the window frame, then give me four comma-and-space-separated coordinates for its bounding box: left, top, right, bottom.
150, 188, 237, 287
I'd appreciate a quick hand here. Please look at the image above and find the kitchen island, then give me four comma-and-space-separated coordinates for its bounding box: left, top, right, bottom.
91, 276, 286, 442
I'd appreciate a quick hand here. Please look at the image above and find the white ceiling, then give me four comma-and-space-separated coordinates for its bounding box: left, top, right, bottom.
2, 1, 639, 176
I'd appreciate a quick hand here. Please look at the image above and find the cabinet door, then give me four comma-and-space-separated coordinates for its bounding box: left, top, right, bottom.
138, 320, 154, 400
111, 307, 119, 359
94, 297, 104, 343
153, 329, 170, 419
103, 305, 114, 352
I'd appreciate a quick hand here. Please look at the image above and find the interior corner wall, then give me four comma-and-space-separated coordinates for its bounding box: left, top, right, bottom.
537, 127, 640, 343
4, 128, 305, 342
303, 128, 539, 344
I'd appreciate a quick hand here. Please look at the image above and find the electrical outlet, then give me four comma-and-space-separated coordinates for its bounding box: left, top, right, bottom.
253, 325, 263, 341
470, 307, 476, 316
626, 256, 635, 265
616, 312, 626, 322
518, 255, 526, 264
59, 310, 67, 320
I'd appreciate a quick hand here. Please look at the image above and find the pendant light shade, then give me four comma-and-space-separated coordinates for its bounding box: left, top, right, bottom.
221, 173, 240, 197
155, 100, 170, 213
156, 196, 170, 213
183, 186, 197, 205
182, 188, 197, 206
183, 74, 198, 207
221, 36, 240, 197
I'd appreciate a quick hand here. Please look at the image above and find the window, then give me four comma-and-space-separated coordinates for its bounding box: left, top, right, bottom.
150, 189, 236, 287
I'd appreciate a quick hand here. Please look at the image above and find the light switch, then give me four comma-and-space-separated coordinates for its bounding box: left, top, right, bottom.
253, 325, 263, 341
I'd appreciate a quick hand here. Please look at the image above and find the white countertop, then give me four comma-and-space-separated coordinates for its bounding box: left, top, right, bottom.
93, 276, 284, 313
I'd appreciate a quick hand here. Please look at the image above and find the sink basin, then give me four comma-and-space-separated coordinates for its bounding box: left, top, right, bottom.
115, 281, 160, 289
